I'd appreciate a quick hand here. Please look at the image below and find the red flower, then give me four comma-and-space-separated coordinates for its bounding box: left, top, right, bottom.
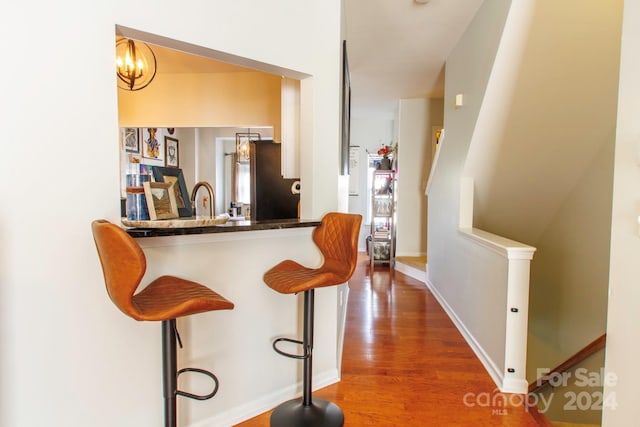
377, 145, 394, 157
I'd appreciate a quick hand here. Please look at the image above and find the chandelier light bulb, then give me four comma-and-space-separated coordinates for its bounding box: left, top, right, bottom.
115, 38, 157, 91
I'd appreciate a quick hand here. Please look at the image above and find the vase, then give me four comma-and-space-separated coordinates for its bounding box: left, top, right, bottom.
380, 157, 392, 170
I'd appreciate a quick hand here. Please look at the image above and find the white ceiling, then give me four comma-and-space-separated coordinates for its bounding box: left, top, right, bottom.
345, 0, 483, 119
142, 0, 483, 120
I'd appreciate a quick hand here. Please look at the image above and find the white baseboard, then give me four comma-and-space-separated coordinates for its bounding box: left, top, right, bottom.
394, 261, 426, 283
188, 370, 340, 427
395, 251, 426, 258
425, 277, 510, 393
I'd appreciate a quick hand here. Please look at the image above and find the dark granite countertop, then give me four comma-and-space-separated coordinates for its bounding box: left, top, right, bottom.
124, 218, 321, 238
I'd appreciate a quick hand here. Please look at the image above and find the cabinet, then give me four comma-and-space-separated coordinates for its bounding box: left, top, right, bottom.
370, 169, 396, 269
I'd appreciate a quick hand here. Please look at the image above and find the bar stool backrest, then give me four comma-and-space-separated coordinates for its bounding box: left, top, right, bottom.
91, 219, 146, 319
312, 212, 362, 282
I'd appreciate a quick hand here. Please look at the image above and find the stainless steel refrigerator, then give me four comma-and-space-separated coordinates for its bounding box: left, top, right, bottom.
250, 140, 300, 221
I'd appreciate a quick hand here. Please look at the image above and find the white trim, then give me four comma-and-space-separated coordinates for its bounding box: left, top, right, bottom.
394, 261, 426, 284
458, 227, 536, 260
188, 370, 340, 427
502, 378, 529, 394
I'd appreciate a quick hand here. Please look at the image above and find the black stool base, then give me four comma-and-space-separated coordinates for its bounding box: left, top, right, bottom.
270, 398, 344, 427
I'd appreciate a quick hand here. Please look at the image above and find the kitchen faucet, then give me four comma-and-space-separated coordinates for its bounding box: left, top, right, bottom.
191, 181, 215, 218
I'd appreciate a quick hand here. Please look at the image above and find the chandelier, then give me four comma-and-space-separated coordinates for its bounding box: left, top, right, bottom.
115, 38, 157, 91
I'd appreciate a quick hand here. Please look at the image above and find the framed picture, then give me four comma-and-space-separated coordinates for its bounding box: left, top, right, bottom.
143, 181, 179, 220
141, 127, 164, 166
123, 128, 140, 153
165, 136, 179, 168
340, 39, 351, 176
349, 145, 360, 195
152, 166, 193, 217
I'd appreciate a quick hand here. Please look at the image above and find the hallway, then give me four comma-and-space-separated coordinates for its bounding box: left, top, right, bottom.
236, 254, 538, 426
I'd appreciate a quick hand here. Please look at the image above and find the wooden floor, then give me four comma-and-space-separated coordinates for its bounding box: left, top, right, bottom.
235, 254, 538, 426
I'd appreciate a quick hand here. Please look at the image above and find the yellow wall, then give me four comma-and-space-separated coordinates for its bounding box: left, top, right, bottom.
118, 71, 282, 140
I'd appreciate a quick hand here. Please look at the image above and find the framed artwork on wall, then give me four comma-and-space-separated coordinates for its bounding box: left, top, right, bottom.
123, 128, 140, 153
165, 136, 179, 168
349, 145, 360, 195
340, 39, 351, 176
141, 127, 164, 166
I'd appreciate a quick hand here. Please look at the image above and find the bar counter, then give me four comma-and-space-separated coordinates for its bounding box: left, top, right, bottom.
124, 218, 321, 238
123, 215, 343, 425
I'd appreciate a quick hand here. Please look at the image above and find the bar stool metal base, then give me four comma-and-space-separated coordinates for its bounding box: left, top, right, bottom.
270, 398, 344, 427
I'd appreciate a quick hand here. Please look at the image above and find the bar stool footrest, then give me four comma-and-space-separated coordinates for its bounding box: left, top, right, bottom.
176, 367, 219, 401
270, 398, 344, 427
272, 337, 309, 360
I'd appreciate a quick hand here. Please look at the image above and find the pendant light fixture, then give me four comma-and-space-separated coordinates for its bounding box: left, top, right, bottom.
236, 130, 260, 163
115, 38, 157, 91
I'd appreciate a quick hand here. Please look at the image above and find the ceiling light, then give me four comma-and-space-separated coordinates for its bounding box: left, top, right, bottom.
236, 131, 260, 163
415, 0, 430, 3
115, 38, 157, 91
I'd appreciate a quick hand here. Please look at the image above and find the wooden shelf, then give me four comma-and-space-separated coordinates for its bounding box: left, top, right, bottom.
369, 170, 396, 269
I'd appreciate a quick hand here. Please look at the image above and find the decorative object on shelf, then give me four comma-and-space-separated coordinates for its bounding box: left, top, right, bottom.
143, 181, 179, 220
166, 128, 175, 135
377, 144, 396, 170
379, 157, 392, 170
152, 166, 193, 217
125, 165, 151, 221
121, 215, 229, 228
115, 38, 157, 91
164, 136, 179, 168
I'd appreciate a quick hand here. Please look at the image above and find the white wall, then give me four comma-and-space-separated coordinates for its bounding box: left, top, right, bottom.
431, 0, 623, 398
396, 98, 443, 258
427, 0, 511, 313
348, 117, 395, 250
465, 0, 622, 245
0, 1, 343, 426
602, 0, 640, 424
426, 0, 521, 390
459, 0, 622, 383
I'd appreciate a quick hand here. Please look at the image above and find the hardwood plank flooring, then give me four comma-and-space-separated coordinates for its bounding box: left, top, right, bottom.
235, 254, 538, 426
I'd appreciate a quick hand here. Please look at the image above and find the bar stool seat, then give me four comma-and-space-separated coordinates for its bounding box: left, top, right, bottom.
91, 219, 234, 427
263, 212, 362, 427
130, 275, 233, 321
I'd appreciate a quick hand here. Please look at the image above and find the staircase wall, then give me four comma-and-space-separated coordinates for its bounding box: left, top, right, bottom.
428, 0, 622, 395
463, 0, 622, 380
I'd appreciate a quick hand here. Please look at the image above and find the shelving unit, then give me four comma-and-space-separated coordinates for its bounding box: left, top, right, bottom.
370, 169, 396, 269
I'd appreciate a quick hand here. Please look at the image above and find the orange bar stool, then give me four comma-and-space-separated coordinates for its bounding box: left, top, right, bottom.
91, 220, 234, 427
263, 212, 362, 427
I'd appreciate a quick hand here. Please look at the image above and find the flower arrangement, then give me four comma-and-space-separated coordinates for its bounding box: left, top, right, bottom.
377, 144, 395, 159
